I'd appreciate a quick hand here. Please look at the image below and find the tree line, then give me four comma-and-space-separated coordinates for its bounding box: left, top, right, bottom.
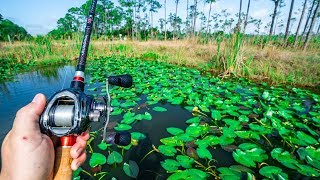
1, 0, 320, 49
0, 14, 31, 42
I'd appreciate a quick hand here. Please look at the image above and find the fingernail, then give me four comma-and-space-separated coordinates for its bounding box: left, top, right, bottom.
32, 94, 41, 104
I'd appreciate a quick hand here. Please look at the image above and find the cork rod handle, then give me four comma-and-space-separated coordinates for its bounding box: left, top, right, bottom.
53, 136, 77, 180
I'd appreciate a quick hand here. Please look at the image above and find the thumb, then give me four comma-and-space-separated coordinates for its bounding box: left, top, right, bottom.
13, 93, 47, 134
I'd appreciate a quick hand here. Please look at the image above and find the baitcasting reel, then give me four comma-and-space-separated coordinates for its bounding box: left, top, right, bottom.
40, 74, 133, 139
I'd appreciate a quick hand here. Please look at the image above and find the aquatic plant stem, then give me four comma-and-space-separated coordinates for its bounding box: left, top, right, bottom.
140, 149, 156, 164
261, 134, 273, 147
81, 169, 92, 177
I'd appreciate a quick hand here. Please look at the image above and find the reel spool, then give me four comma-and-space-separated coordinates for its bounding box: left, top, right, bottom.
40, 74, 133, 138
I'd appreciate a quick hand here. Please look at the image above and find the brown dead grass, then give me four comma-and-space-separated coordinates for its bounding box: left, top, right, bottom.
0, 40, 319, 86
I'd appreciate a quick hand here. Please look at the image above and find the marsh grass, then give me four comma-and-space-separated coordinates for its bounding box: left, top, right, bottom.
0, 37, 319, 86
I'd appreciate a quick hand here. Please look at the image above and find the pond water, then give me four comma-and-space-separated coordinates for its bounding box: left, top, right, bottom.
0, 65, 234, 179
1, 60, 319, 179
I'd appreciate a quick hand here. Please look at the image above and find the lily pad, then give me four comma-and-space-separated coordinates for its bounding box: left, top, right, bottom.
89, 153, 107, 167
107, 151, 123, 165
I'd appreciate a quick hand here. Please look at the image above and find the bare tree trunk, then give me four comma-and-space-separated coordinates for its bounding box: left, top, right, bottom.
164, 0, 167, 40
206, 1, 213, 37
303, 0, 316, 35
192, 0, 198, 36
236, 0, 243, 32
293, 0, 307, 46
304, 0, 320, 50
284, 0, 295, 45
243, 0, 251, 33
186, 0, 189, 37
317, 22, 320, 34
269, 0, 280, 36
174, 0, 179, 40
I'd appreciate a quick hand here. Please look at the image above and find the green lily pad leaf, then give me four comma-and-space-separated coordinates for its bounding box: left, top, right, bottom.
184, 106, 194, 111
121, 101, 136, 108
123, 111, 135, 119
123, 160, 139, 178
217, 167, 241, 180
186, 125, 204, 138
296, 164, 319, 177
230, 165, 254, 173
143, 112, 152, 120
197, 147, 212, 160
111, 108, 123, 115
121, 117, 136, 124
90, 153, 107, 167
158, 145, 177, 156
239, 115, 249, 122
233, 143, 268, 168
211, 110, 222, 120
186, 117, 201, 124
167, 127, 184, 136
114, 124, 132, 131
278, 110, 293, 120
235, 131, 260, 140
107, 151, 123, 165
160, 136, 183, 146
168, 169, 208, 180
170, 97, 184, 105
167, 171, 189, 180
259, 166, 288, 180
153, 106, 167, 112
176, 155, 194, 168
177, 133, 194, 142
219, 135, 235, 146
161, 159, 180, 172
131, 132, 146, 140
271, 148, 299, 169
98, 142, 111, 150
297, 131, 318, 145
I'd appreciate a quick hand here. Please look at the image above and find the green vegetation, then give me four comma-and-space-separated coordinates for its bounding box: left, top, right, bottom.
0, 14, 31, 41
70, 57, 320, 179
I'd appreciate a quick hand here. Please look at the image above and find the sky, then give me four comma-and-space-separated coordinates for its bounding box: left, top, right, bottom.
0, 0, 311, 36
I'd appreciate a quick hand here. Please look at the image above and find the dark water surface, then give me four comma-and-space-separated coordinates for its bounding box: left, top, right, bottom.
0, 65, 75, 169
0, 65, 234, 178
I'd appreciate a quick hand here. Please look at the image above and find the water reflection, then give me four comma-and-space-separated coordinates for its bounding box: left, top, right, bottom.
0, 65, 76, 146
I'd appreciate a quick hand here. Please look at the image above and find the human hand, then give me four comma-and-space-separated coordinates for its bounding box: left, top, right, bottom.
0, 94, 89, 180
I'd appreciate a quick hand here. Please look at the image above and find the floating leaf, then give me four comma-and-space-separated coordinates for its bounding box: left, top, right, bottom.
259, 166, 288, 180
186, 117, 201, 124
89, 153, 107, 167
167, 127, 184, 136
123, 160, 139, 178
153, 106, 167, 112
98, 142, 111, 150
161, 159, 180, 172
197, 147, 212, 160
176, 155, 194, 168
233, 143, 268, 167
211, 110, 222, 120
158, 145, 177, 156
239, 115, 249, 122
114, 124, 132, 131
143, 112, 152, 120
297, 131, 318, 145
131, 132, 146, 140
107, 151, 123, 165
217, 167, 241, 180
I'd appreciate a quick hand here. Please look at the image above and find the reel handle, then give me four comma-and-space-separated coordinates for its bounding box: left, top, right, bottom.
108, 74, 133, 88
53, 136, 77, 180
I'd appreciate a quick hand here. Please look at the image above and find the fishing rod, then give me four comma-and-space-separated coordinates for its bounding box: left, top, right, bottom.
39, 0, 132, 179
